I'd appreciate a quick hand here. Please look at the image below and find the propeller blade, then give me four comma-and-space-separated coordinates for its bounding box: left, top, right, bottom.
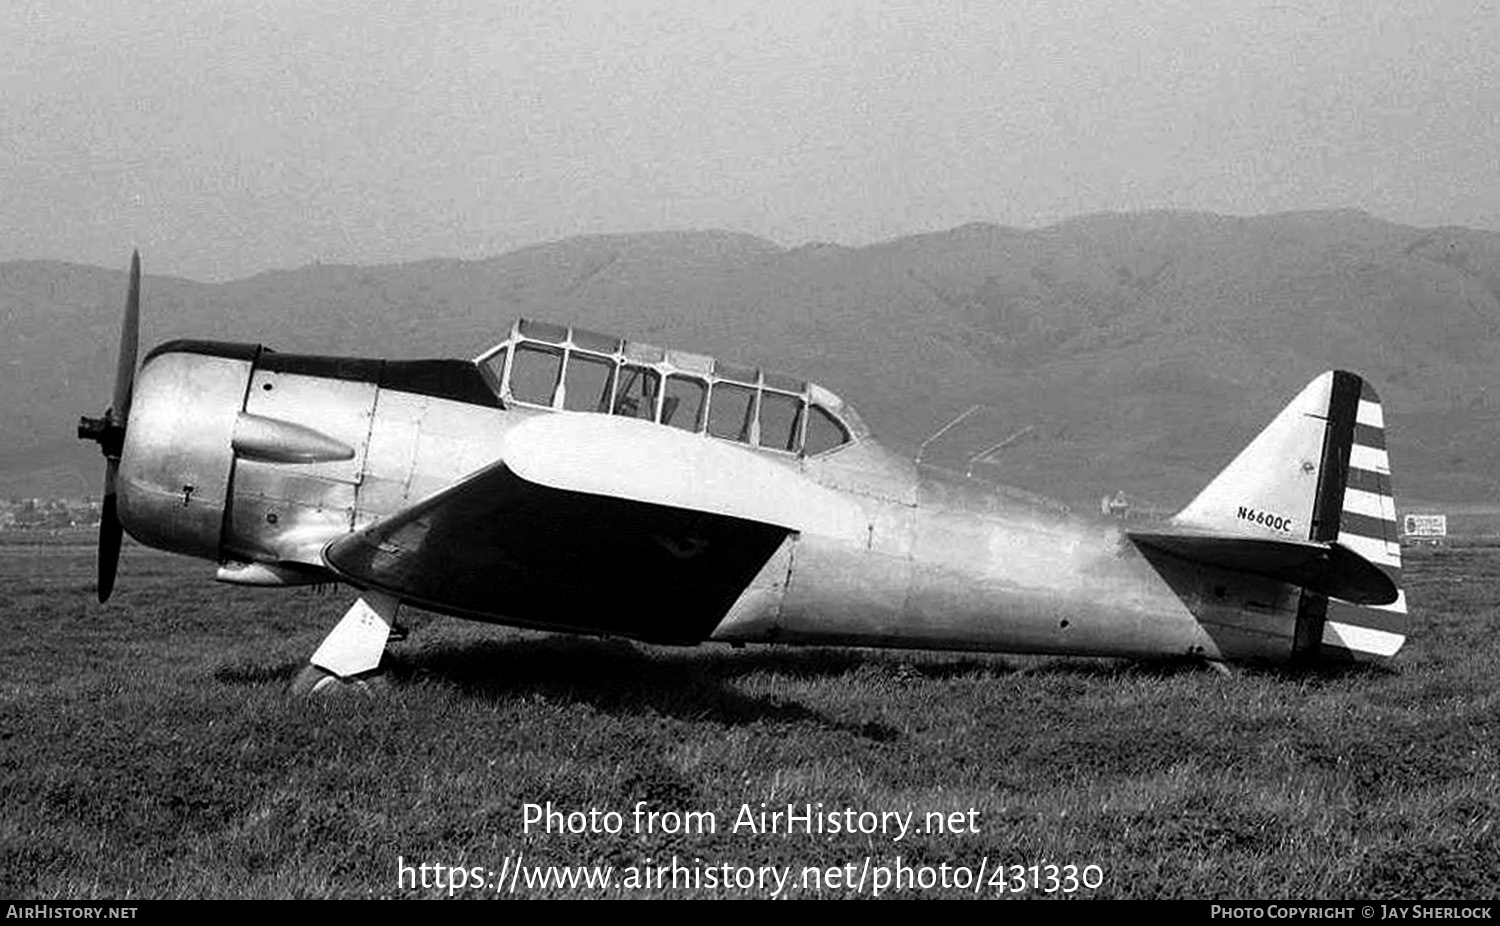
98, 463, 122, 603
110, 251, 141, 428
89, 252, 140, 603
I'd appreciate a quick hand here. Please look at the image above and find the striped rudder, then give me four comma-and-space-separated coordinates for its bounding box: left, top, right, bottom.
1309, 374, 1405, 661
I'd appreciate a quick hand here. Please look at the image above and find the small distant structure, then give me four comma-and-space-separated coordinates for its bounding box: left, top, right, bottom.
1402, 513, 1447, 547
0, 497, 101, 531
1102, 490, 1131, 520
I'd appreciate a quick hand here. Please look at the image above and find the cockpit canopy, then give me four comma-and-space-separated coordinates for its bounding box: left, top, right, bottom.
475, 319, 867, 456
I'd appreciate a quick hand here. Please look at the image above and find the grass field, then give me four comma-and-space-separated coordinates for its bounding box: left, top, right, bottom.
2, 533, 1497, 899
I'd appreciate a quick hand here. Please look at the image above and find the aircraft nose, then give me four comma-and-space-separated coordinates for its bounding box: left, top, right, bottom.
115, 343, 259, 560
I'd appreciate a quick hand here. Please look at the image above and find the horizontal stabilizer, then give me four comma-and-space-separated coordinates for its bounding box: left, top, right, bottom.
1128, 530, 1398, 605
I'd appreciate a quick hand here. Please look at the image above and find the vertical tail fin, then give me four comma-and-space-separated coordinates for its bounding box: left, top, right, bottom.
1173, 371, 1406, 661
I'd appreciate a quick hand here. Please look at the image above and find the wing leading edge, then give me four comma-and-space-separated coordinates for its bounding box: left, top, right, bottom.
322, 414, 861, 643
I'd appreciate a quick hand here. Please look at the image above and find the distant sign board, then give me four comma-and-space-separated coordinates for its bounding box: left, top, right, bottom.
1403, 514, 1447, 538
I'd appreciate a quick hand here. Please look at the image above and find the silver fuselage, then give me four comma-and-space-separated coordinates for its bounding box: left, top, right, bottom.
118, 343, 1299, 664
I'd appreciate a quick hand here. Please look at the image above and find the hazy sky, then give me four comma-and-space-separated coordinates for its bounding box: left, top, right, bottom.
3, 0, 1497, 281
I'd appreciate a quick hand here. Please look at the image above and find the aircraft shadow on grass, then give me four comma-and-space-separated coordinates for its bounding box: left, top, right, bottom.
215, 629, 1390, 741
221, 636, 921, 738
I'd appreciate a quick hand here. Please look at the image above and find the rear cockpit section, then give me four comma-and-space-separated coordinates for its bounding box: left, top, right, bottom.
475, 318, 866, 457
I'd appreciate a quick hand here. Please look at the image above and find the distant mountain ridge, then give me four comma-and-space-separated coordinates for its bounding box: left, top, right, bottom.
3, 211, 1498, 508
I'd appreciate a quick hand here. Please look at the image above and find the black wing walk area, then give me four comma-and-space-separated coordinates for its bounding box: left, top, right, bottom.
323, 461, 790, 644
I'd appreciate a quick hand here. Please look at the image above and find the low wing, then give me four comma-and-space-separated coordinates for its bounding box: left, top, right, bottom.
1127, 529, 1398, 606
323, 414, 860, 643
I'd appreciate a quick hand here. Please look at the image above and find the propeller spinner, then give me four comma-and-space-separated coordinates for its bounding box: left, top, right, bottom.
76, 251, 141, 602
